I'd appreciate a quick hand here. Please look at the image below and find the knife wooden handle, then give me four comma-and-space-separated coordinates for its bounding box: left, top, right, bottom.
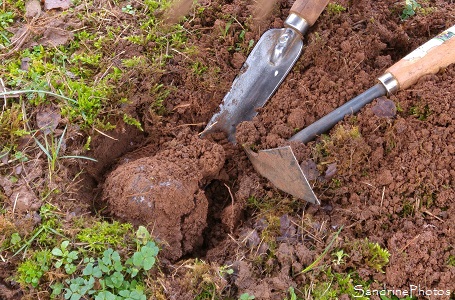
387, 25, 455, 90
290, 0, 330, 26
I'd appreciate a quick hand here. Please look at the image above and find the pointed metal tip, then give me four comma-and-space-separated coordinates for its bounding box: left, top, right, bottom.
244, 146, 320, 205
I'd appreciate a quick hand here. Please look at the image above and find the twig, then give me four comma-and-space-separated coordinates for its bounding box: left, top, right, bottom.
399, 234, 421, 253
12, 193, 19, 216
0, 89, 77, 104
422, 210, 444, 222
93, 128, 119, 140
176, 122, 205, 128
0, 78, 6, 115
224, 183, 235, 233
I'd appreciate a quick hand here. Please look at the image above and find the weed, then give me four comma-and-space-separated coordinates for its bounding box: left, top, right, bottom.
401, 0, 421, 20
149, 83, 172, 115
0, 7, 14, 47
447, 255, 455, 266
285, 287, 297, 300
52, 240, 79, 275
409, 103, 431, 120
49, 226, 158, 299
301, 227, 343, 273
218, 265, 234, 278
332, 249, 349, 265
16, 250, 52, 288
305, 268, 370, 300
220, 21, 232, 40
77, 220, 133, 253
192, 61, 208, 75
362, 240, 390, 272
122, 4, 136, 15
400, 200, 415, 217
239, 293, 255, 300
0, 102, 28, 150
10, 203, 65, 256
326, 3, 347, 15
123, 113, 143, 131
33, 126, 97, 181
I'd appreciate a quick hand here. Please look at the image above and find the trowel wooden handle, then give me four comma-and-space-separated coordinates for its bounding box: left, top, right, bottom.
290, 0, 330, 26
387, 25, 455, 90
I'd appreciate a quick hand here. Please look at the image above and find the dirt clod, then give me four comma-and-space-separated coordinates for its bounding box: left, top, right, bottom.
103, 136, 225, 261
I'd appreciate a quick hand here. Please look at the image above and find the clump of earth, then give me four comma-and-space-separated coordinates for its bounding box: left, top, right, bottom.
103, 132, 225, 260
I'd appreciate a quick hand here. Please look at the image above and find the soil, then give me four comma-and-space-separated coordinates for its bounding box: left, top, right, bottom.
1, 0, 455, 299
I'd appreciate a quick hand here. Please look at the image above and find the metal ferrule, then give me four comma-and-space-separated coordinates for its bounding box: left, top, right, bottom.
284, 13, 310, 36
378, 72, 399, 95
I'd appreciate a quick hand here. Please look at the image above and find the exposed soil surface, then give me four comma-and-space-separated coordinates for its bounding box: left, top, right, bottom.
1, 0, 455, 299
100, 0, 455, 297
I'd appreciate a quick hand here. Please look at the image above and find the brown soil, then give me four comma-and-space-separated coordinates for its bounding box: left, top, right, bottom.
1, 0, 455, 299
103, 133, 225, 261
79, 0, 455, 297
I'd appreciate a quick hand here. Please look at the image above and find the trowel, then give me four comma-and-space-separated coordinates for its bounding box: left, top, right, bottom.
200, 0, 330, 142
245, 25, 455, 204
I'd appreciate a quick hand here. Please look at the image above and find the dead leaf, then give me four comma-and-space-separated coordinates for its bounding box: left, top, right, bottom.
39, 21, 74, 47
36, 105, 61, 135
371, 97, 397, 118
44, 0, 71, 10
300, 159, 320, 181
25, 0, 42, 18
324, 163, 337, 180
21, 57, 31, 71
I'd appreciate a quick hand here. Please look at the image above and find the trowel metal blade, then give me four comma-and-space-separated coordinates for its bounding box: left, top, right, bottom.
244, 146, 320, 204
201, 27, 304, 142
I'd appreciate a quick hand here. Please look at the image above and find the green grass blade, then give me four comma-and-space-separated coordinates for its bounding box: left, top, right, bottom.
33, 137, 51, 160
60, 155, 97, 162
0, 90, 77, 105
56, 126, 67, 158
300, 226, 343, 274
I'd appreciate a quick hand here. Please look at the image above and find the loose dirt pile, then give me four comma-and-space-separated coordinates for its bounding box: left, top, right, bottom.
103, 132, 225, 260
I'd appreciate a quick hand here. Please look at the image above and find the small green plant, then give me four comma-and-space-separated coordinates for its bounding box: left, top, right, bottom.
16, 250, 52, 288
10, 204, 65, 256
285, 287, 298, 300
77, 220, 133, 252
50, 226, 158, 300
122, 4, 135, 15
306, 269, 370, 300
301, 227, 343, 274
34, 126, 97, 180
192, 61, 208, 75
327, 3, 347, 15
239, 293, 255, 300
400, 200, 415, 217
401, 0, 421, 20
52, 240, 79, 275
447, 255, 455, 266
332, 249, 349, 265
220, 21, 232, 39
409, 103, 431, 120
363, 240, 390, 272
218, 265, 234, 278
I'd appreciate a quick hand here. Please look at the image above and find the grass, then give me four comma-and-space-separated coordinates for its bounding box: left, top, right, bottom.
33, 126, 97, 181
